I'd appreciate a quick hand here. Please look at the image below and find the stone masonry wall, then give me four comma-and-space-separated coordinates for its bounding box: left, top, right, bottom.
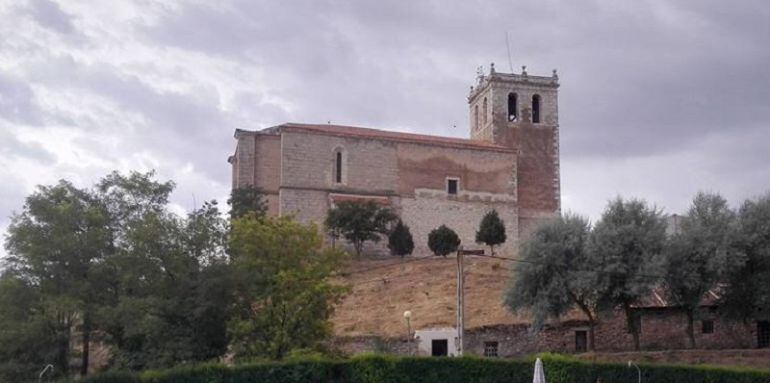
399, 195, 518, 256
280, 131, 399, 194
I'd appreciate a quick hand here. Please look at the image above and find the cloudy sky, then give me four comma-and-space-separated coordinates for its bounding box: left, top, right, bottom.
1, 0, 769, 254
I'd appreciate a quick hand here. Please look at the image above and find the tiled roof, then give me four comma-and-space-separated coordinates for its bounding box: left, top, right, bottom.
270, 123, 513, 152
633, 286, 722, 308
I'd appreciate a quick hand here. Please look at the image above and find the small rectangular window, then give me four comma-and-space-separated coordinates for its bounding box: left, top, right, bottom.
483, 341, 498, 357
702, 320, 714, 334
446, 179, 458, 195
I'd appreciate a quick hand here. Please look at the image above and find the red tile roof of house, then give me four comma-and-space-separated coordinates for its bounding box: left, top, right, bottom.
269, 123, 514, 152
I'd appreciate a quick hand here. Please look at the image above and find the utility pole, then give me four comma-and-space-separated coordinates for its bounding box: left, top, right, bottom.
456, 248, 483, 357
456, 246, 464, 356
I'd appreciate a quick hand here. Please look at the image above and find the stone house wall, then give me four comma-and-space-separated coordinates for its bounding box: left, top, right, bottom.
333, 308, 759, 358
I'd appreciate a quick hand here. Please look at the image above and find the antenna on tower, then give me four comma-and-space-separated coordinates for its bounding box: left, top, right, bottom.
505, 31, 514, 73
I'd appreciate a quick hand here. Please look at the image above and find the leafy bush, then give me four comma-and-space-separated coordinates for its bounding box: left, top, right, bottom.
475, 210, 506, 254
388, 220, 414, 257
77, 354, 770, 383
428, 225, 461, 257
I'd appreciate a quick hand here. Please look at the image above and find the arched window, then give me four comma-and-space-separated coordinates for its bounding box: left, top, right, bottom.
482, 97, 488, 125
474, 105, 479, 130
532, 94, 541, 123
333, 148, 345, 184
507, 93, 518, 121
335, 151, 343, 183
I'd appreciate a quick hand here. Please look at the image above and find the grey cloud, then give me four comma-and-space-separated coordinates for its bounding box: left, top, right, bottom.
0, 72, 43, 125
26, 0, 76, 34
0, 126, 54, 164
0, 0, 768, 233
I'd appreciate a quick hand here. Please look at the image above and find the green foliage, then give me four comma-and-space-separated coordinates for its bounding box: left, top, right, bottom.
93, 172, 231, 371
0, 270, 63, 382
504, 214, 599, 350
475, 210, 506, 254
2, 171, 232, 380
662, 192, 735, 347
427, 225, 461, 257
589, 197, 667, 350
325, 201, 396, 256
78, 355, 770, 383
721, 193, 770, 321
227, 185, 267, 219
387, 220, 414, 257
228, 216, 349, 360
4, 179, 112, 378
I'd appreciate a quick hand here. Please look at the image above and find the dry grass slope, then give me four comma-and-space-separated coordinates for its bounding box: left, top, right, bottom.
332, 254, 531, 337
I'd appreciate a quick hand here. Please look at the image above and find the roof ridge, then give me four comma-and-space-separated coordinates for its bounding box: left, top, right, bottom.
273, 122, 513, 152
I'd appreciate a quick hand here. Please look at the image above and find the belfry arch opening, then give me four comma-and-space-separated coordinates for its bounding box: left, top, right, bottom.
532, 94, 541, 123
508, 93, 518, 121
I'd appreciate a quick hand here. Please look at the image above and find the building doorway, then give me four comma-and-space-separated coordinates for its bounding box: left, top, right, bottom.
575, 331, 588, 353
431, 339, 448, 356
758, 321, 770, 348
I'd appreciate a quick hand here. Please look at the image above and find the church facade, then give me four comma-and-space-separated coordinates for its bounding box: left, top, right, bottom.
229, 65, 561, 255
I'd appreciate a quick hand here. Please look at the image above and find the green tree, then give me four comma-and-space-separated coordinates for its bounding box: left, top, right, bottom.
388, 220, 414, 257
228, 216, 348, 360
504, 214, 599, 351
720, 193, 770, 322
0, 270, 61, 382
475, 210, 506, 255
3, 171, 233, 378
227, 185, 267, 219
94, 172, 231, 370
428, 225, 461, 257
324, 201, 396, 256
662, 192, 735, 348
590, 197, 667, 351
5, 180, 112, 378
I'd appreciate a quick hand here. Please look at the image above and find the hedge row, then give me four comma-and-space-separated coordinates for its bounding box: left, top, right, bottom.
76, 354, 770, 383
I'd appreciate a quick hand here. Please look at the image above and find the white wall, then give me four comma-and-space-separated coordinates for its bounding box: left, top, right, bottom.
414, 328, 459, 357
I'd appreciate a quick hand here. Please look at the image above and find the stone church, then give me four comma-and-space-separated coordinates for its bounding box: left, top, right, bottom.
229, 65, 560, 254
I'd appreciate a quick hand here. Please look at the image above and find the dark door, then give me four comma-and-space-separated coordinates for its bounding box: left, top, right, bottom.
575, 331, 587, 353
758, 321, 770, 348
431, 339, 448, 356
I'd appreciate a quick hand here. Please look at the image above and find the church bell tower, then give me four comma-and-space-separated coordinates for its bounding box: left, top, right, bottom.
468, 63, 561, 234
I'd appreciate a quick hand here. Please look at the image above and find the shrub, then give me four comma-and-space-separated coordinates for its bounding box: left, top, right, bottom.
475, 210, 506, 254
325, 201, 396, 256
427, 225, 461, 257
78, 355, 770, 383
388, 220, 414, 257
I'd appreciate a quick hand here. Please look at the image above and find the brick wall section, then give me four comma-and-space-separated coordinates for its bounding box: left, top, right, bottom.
396, 143, 516, 196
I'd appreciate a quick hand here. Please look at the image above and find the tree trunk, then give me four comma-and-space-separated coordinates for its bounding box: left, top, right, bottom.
685, 308, 696, 349
623, 302, 640, 351
56, 314, 70, 377
80, 312, 91, 376
569, 291, 597, 352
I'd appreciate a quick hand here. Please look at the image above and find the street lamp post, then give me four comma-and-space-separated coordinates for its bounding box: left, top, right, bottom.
628, 361, 641, 383
403, 310, 412, 355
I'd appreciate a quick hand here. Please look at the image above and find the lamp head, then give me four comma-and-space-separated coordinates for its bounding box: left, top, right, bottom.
403, 310, 412, 320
